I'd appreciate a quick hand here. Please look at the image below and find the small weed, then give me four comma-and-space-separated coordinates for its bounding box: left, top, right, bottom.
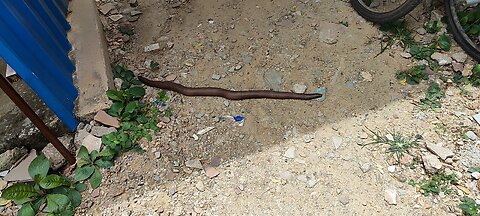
363, 128, 418, 164
417, 82, 445, 112
150, 61, 160, 70
396, 65, 428, 85
434, 122, 447, 134
459, 86, 474, 97
411, 172, 457, 196
458, 8, 480, 37
468, 64, 480, 86
437, 33, 452, 51
424, 20, 443, 34
409, 44, 436, 60
458, 196, 480, 216
378, 20, 416, 55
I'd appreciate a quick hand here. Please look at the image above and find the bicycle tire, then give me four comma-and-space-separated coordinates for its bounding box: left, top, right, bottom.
445, 0, 480, 62
350, 0, 422, 24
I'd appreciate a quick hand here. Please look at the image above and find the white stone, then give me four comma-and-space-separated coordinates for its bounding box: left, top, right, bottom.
400, 52, 412, 59
431, 52, 452, 66
387, 165, 396, 173
426, 143, 454, 160
332, 136, 343, 149
284, 147, 295, 159
452, 52, 468, 63
81, 134, 102, 152
384, 188, 397, 205
466, 131, 478, 141
293, 84, 307, 94
422, 154, 443, 173
144, 43, 160, 52
471, 172, 480, 180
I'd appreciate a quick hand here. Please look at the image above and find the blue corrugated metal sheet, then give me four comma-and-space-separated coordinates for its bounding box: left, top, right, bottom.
0, 0, 78, 131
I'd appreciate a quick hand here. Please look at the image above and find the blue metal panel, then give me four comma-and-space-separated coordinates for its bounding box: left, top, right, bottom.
0, 0, 78, 131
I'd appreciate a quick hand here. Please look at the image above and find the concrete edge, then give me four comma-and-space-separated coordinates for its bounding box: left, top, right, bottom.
68, 0, 113, 121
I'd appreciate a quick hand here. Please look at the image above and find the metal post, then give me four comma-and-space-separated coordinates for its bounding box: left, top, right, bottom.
0, 74, 76, 164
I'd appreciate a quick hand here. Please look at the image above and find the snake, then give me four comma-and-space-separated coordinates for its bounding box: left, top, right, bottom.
138, 76, 323, 100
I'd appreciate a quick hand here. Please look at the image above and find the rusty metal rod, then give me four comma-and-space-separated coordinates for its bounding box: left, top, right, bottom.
0, 74, 76, 164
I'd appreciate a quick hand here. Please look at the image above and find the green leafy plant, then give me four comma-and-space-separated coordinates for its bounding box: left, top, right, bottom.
73, 146, 113, 190
377, 20, 417, 56
424, 20, 443, 33
396, 65, 428, 85
459, 196, 480, 216
458, 8, 480, 37
420, 173, 457, 196
409, 44, 436, 60
112, 65, 143, 90
467, 166, 480, 173
362, 128, 418, 164
417, 82, 445, 112
1, 155, 81, 216
437, 33, 452, 51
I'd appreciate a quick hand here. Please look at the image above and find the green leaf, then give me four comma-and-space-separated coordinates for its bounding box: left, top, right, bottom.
77, 146, 90, 161
75, 183, 88, 192
106, 90, 124, 102
31, 197, 46, 212
120, 82, 131, 90
73, 166, 95, 183
89, 168, 102, 189
46, 194, 70, 214
468, 166, 480, 173
127, 86, 145, 98
51, 187, 82, 208
28, 155, 50, 182
1, 183, 38, 200
96, 148, 116, 161
39, 175, 70, 189
18, 203, 35, 216
438, 33, 452, 51
108, 102, 124, 117
125, 101, 139, 114
94, 159, 114, 168
90, 150, 99, 162
76, 159, 91, 168
131, 79, 142, 85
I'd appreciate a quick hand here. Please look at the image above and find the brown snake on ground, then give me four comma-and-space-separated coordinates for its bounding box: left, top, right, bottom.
138, 76, 323, 100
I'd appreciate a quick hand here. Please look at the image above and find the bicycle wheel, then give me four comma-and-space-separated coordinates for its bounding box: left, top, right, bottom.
351, 0, 422, 24
445, 0, 480, 62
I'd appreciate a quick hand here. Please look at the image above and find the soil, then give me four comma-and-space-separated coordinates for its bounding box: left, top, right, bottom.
77, 0, 479, 215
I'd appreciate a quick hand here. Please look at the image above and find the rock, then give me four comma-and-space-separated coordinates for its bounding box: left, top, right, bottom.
130, 11, 143, 16
166, 42, 174, 49
303, 135, 312, 143
129, 0, 138, 7
0, 180, 7, 190
109, 14, 124, 22
144, 43, 160, 52
466, 131, 478, 141
452, 52, 468, 63
284, 147, 295, 159
154, 152, 161, 159
279, 171, 294, 180
197, 127, 215, 135
204, 166, 220, 178
386, 134, 394, 141
318, 23, 347, 45
99, 3, 115, 15
400, 52, 412, 59
332, 136, 343, 149
384, 188, 397, 205
387, 165, 396, 173
235, 65, 242, 70
431, 52, 452, 66
452, 62, 464, 72
94, 110, 120, 128
400, 154, 413, 165
241, 52, 253, 64
426, 143, 454, 161
359, 132, 369, 139
472, 172, 480, 180
416, 27, 427, 35
91, 189, 100, 198
361, 71, 373, 81
0, 148, 28, 171
463, 64, 474, 77
4, 150, 36, 182
228, 66, 235, 73
195, 181, 205, 192
422, 154, 443, 173
293, 84, 307, 94
184, 59, 195, 67
338, 195, 350, 205
313, 87, 327, 102
264, 69, 282, 91
306, 176, 318, 188
90, 126, 117, 137
165, 74, 177, 81
74, 129, 90, 147
185, 159, 203, 169
81, 134, 102, 152
42, 135, 74, 170
360, 163, 371, 173
211, 74, 221, 80
473, 113, 480, 125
